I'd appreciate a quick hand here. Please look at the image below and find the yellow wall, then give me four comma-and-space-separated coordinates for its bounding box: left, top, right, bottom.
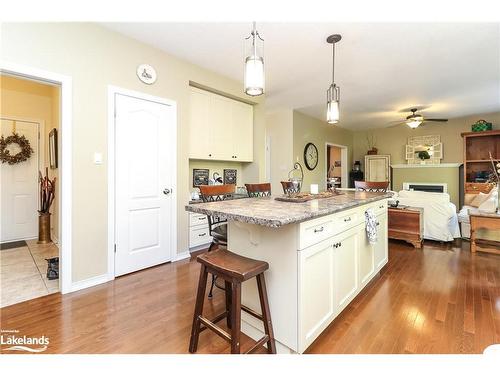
265, 109, 294, 194
1, 23, 266, 283
353, 112, 500, 166
0, 75, 60, 241
293, 110, 353, 191
328, 146, 342, 178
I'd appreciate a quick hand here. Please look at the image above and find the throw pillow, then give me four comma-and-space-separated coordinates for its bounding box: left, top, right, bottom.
470, 192, 489, 208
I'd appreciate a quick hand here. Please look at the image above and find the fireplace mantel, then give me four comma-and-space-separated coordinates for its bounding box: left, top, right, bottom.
391, 163, 461, 169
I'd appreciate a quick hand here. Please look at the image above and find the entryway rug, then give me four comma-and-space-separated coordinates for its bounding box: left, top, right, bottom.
0, 240, 28, 250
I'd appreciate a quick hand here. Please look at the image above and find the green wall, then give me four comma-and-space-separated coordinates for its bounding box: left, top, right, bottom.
392, 167, 460, 207
293, 111, 354, 191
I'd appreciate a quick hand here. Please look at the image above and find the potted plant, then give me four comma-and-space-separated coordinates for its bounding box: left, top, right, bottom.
366, 134, 378, 155
38, 167, 56, 244
418, 150, 431, 163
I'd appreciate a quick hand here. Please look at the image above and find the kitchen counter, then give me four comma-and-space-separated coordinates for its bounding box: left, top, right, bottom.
185, 191, 391, 227
184, 192, 390, 353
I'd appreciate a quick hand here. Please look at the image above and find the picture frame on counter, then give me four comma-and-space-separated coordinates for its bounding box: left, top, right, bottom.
223, 169, 237, 185
193, 168, 209, 187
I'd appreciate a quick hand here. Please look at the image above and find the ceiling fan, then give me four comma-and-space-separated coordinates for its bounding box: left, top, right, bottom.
400, 108, 448, 128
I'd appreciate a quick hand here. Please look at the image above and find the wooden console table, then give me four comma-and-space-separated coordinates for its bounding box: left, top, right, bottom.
469, 208, 500, 255
388, 206, 424, 248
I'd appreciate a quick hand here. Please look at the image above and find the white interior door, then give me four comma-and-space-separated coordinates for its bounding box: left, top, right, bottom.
114, 93, 176, 277
1, 119, 40, 243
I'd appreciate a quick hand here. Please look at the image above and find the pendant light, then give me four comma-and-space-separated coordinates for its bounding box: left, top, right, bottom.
244, 22, 265, 96
326, 34, 342, 124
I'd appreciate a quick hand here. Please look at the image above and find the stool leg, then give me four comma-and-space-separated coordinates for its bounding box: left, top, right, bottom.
225, 281, 232, 329
207, 274, 217, 299
189, 264, 208, 353
230, 281, 241, 354
256, 273, 276, 354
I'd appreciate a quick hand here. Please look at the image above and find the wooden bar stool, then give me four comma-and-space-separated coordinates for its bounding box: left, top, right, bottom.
189, 249, 276, 354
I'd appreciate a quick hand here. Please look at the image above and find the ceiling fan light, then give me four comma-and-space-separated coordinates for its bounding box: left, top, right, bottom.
406, 119, 422, 128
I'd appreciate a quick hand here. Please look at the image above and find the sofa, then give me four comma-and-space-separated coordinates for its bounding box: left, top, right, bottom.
394, 190, 461, 242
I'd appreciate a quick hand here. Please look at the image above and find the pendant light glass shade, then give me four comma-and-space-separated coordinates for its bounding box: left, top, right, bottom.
327, 84, 340, 124
326, 34, 341, 124
244, 22, 265, 96
406, 119, 422, 128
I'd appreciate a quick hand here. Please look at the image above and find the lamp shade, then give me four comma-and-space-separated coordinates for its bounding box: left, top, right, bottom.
244, 55, 264, 96
406, 119, 422, 128
327, 84, 340, 124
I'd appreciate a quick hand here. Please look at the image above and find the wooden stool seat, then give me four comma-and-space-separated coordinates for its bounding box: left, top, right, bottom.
189, 249, 276, 354
197, 249, 269, 282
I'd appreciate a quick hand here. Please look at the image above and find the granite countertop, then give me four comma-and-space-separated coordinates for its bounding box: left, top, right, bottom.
185, 191, 392, 228
189, 193, 249, 204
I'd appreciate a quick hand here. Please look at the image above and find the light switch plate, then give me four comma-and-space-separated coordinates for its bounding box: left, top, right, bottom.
94, 152, 103, 165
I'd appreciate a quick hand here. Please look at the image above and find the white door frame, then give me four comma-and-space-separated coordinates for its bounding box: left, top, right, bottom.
0, 116, 45, 242
325, 142, 348, 189
107, 85, 177, 280
1, 61, 73, 294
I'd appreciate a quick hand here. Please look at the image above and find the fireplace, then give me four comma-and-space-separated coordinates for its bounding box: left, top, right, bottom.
402, 182, 447, 193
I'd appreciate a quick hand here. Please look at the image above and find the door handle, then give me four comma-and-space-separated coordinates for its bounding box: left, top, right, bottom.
163, 188, 171, 195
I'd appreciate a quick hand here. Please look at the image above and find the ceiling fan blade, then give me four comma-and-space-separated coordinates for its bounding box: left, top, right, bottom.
424, 118, 448, 122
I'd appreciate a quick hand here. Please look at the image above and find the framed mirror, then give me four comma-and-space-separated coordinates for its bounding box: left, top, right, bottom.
405, 135, 443, 165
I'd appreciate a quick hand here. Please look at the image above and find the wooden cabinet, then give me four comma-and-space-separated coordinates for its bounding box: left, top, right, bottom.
364, 155, 391, 183
461, 130, 500, 196
189, 87, 254, 162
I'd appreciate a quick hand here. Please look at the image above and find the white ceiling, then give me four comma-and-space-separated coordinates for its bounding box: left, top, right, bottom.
103, 22, 500, 130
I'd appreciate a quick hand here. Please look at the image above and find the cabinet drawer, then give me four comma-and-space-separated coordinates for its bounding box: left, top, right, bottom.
332, 211, 361, 233
190, 213, 208, 227
189, 226, 212, 247
299, 217, 335, 250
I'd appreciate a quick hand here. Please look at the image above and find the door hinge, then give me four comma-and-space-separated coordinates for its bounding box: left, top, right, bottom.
114, 244, 117, 253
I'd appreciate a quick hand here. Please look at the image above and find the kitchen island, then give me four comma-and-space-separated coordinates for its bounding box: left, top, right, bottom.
185, 191, 391, 353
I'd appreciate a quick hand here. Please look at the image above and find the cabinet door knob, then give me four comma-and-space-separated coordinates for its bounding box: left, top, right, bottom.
209, 153, 212, 157
163, 188, 171, 195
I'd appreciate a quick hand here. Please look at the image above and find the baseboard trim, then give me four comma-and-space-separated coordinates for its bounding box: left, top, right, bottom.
70, 274, 110, 293
174, 251, 190, 262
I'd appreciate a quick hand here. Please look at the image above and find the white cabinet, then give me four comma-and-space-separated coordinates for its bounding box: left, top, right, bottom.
189, 212, 212, 249
332, 226, 360, 312
189, 87, 254, 162
374, 215, 388, 271
297, 201, 389, 352
364, 154, 391, 183
298, 238, 335, 350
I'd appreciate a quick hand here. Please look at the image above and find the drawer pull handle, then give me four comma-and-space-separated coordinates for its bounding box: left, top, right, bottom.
334, 242, 342, 248
314, 226, 324, 233
198, 233, 206, 237
198, 217, 205, 220
344, 217, 351, 222
379, 205, 384, 209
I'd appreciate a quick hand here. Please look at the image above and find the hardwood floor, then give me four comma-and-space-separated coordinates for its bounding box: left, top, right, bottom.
1, 240, 499, 354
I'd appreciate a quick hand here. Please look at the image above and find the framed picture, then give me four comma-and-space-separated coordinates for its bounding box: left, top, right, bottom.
193, 169, 209, 187
334, 160, 341, 167
49, 128, 58, 169
223, 169, 237, 185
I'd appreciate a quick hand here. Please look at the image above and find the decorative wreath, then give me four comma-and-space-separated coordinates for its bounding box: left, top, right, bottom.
0, 133, 34, 165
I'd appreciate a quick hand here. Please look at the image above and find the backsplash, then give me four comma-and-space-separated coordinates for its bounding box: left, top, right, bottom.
189, 160, 244, 193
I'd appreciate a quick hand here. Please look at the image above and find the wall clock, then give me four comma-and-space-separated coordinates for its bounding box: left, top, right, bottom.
304, 142, 319, 170
136, 64, 157, 85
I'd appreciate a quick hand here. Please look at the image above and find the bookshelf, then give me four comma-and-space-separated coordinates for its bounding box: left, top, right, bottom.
461, 130, 500, 194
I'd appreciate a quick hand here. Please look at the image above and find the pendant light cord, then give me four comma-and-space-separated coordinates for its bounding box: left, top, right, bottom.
331, 42, 335, 85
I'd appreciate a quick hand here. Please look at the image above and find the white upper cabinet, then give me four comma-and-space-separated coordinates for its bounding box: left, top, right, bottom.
189, 87, 254, 162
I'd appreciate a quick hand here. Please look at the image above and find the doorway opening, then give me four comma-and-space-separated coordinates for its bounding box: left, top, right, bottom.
325, 143, 348, 189
0, 74, 61, 307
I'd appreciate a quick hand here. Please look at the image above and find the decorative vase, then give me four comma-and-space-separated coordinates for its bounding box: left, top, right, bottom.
38, 212, 52, 244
